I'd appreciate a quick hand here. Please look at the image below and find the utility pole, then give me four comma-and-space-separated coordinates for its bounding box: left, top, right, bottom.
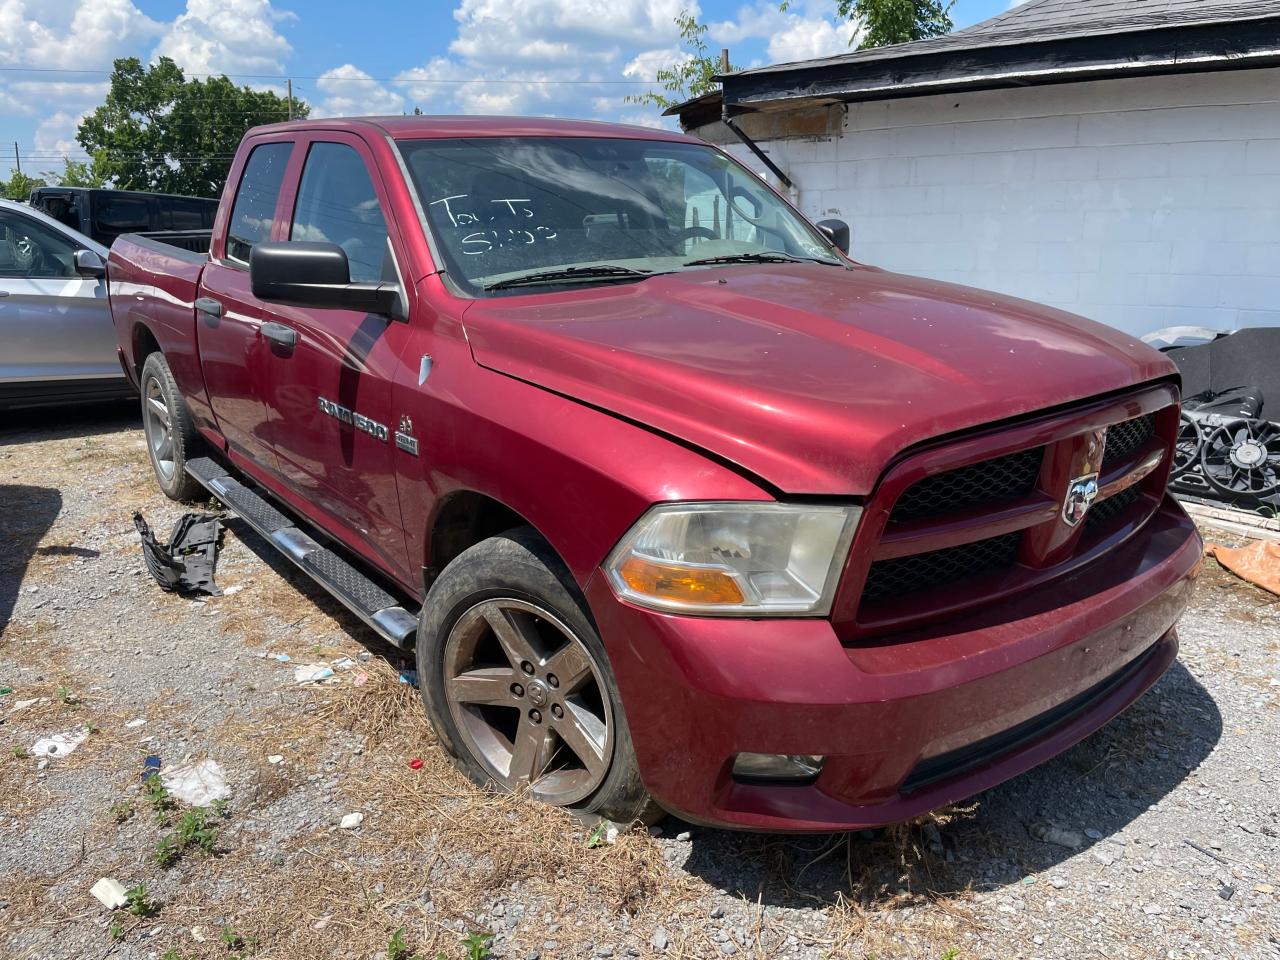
13, 142, 20, 176
287, 79, 294, 120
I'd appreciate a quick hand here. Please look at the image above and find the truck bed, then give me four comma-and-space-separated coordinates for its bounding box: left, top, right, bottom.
107, 233, 209, 410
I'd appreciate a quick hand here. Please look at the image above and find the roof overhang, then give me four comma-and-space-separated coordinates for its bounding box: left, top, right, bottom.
714, 17, 1280, 116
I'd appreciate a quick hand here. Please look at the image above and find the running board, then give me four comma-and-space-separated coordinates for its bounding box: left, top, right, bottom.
185, 457, 418, 648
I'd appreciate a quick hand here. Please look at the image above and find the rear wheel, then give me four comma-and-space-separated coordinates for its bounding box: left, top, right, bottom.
417, 526, 657, 824
140, 352, 203, 501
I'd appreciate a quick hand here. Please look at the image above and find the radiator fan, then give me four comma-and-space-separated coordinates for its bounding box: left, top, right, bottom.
1172, 413, 1202, 476
1200, 419, 1280, 497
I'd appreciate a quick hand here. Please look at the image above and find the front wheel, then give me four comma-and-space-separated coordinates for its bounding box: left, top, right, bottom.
417, 527, 657, 824
140, 352, 203, 501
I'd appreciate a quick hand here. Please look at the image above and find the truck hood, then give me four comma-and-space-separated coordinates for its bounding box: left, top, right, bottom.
461, 264, 1175, 495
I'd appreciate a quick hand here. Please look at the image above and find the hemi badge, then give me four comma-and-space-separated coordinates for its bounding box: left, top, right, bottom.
395, 432, 419, 456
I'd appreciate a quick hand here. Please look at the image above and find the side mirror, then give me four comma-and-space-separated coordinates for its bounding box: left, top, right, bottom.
73, 249, 106, 279
249, 241, 404, 319
815, 219, 850, 255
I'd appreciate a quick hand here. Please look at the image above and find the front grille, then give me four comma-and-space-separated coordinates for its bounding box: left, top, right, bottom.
890, 446, 1045, 523
1085, 485, 1141, 531
1103, 415, 1154, 471
861, 532, 1021, 604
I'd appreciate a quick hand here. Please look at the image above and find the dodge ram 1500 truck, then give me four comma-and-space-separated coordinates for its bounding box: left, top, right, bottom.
108, 116, 1201, 831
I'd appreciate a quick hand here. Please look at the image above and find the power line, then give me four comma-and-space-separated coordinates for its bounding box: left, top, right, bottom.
0, 65, 658, 85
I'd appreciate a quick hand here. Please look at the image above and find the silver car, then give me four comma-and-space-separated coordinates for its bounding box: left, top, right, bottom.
0, 198, 132, 410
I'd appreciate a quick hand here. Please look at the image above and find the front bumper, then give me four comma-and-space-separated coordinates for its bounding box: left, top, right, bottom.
587, 495, 1201, 832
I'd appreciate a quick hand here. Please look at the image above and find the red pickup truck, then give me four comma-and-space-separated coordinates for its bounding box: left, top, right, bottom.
108, 116, 1201, 832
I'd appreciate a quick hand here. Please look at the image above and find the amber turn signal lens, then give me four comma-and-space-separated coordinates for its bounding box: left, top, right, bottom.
616, 555, 745, 606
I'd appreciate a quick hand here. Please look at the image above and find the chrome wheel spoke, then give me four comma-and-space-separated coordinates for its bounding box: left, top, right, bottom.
147, 396, 170, 427
484, 605, 541, 669
449, 666, 518, 705
556, 697, 608, 778
508, 717, 557, 784
156, 435, 174, 461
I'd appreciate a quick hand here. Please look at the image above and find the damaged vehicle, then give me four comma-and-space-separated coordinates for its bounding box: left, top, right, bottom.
108, 117, 1201, 831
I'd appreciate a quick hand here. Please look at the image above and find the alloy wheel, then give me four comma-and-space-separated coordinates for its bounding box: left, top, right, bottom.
442, 597, 614, 806
143, 375, 177, 481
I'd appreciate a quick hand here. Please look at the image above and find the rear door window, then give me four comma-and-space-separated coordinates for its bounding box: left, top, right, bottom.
164, 197, 208, 231
226, 142, 292, 264
92, 194, 152, 236
290, 142, 392, 283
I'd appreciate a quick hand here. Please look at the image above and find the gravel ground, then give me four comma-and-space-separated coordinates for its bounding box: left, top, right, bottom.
0, 405, 1277, 960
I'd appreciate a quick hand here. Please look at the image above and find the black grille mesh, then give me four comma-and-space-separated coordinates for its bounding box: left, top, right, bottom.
861, 533, 1021, 604
1085, 485, 1141, 531
1103, 415, 1154, 471
890, 447, 1045, 523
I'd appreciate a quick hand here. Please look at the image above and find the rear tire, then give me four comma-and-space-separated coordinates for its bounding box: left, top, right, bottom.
416, 526, 659, 825
140, 352, 203, 501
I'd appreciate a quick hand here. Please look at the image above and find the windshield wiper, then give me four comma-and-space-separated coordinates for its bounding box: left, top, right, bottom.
483, 264, 656, 291
682, 252, 835, 267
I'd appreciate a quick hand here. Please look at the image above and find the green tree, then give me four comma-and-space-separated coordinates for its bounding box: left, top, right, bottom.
76, 57, 307, 197
836, 0, 954, 48
40, 157, 104, 187
0, 170, 46, 200
625, 9, 732, 111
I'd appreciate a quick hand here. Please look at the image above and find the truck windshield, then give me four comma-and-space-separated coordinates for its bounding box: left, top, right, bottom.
397, 136, 840, 295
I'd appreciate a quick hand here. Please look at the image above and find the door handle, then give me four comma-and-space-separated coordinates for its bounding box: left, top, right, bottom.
195, 296, 223, 319
0, 290, 10, 297
261, 321, 298, 350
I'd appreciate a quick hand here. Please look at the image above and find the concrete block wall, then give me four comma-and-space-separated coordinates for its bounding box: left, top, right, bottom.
719, 68, 1280, 337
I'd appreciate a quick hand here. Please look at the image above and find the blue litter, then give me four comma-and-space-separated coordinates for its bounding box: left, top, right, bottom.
141, 755, 162, 781
398, 670, 418, 687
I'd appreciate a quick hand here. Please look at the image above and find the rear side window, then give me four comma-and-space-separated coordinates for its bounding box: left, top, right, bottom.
164, 197, 209, 231
226, 142, 292, 263
93, 194, 152, 235
290, 142, 392, 283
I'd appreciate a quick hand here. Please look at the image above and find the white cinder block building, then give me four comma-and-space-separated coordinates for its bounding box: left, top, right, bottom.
673, 0, 1280, 338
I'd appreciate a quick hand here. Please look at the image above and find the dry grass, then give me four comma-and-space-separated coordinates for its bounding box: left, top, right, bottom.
150, 663, 694, 960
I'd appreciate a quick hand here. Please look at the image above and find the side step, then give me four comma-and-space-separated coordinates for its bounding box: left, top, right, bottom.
185, 457, 418, 648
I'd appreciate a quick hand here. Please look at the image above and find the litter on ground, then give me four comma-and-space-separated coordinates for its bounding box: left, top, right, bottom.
161, 758, 231, 807
1207, 540, 1280, 595
339, 812, 364, 829
89, 877, 128, 910
31, 727, 89, 759
294, 664, 334, 684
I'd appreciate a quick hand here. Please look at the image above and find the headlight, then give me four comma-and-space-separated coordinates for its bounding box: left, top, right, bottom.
604, 502, 860, 616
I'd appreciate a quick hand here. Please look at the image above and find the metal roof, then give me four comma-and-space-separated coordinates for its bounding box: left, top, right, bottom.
734, 0, 1280, 77
700, 0, 1280, 115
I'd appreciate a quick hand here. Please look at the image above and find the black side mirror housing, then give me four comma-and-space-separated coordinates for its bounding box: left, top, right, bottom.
815, 219, 850, 255
249, 241, 404, 319
73, 248, 105, 279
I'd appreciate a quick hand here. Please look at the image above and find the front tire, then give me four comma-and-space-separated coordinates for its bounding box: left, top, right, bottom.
140, 352, 203, 501
417, 527, 657, 824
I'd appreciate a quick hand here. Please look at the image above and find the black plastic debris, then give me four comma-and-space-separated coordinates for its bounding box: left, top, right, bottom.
1163, 328, 1280, 510
134, 512, 225, 596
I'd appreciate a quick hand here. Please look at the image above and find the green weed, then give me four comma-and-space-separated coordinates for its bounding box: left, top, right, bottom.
125, 882, 159, 918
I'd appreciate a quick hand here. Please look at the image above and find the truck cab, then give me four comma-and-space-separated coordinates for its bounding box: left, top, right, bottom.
108, 117, 1201, 831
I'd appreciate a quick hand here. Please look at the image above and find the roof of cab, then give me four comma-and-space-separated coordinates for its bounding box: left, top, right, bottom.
246, 115, 700, 143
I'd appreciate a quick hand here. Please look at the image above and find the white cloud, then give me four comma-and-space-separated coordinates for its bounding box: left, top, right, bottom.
0, 0, 161, 69
314, 64, 405, 117
33, 110, 89, 159
622, 47, 692, 82
767, 17, 848, 62
448, 0, 693, 68
153, 0, 294, 76
711, 1, 852, 65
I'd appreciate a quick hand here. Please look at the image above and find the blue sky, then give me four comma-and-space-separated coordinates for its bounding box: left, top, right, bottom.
0, 0, 1013, 182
